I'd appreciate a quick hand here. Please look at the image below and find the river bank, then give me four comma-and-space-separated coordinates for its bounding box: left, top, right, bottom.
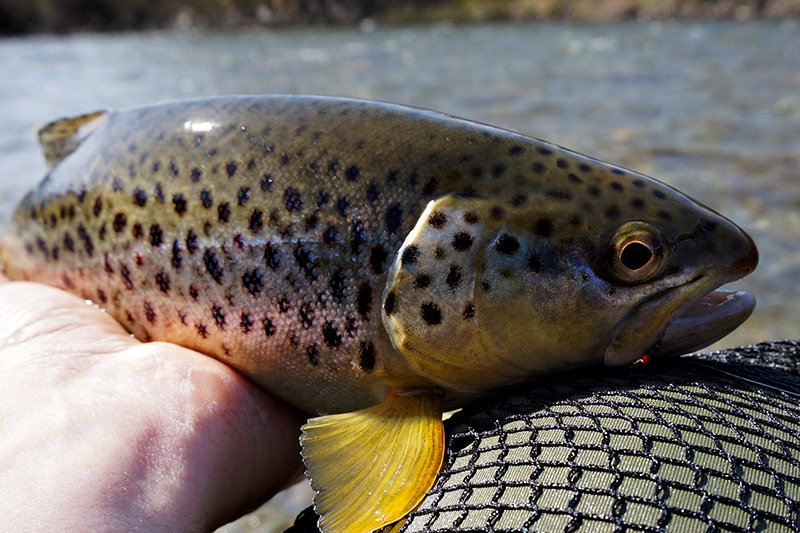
1, 0, 799, 34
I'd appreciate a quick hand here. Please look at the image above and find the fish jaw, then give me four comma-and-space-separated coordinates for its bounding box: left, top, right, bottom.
605, 221, 759, 366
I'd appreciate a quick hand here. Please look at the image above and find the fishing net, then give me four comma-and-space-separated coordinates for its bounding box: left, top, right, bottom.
288, 340, 800, 532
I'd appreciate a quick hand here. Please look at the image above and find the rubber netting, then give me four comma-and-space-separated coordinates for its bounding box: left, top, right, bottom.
288, 340, 800, 532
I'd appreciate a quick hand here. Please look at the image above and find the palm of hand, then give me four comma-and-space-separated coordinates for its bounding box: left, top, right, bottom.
0, 279, 304, 531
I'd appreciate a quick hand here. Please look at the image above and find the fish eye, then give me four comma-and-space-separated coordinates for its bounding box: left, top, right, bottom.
608, 222, 667, 284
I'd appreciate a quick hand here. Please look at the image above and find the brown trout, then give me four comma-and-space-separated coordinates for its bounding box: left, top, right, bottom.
0, 96, 757, 532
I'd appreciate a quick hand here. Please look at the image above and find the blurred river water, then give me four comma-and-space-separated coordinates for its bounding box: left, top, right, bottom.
1, 20, 798, 531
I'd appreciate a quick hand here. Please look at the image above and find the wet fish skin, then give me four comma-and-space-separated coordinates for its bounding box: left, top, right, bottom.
0, 95, 757, 414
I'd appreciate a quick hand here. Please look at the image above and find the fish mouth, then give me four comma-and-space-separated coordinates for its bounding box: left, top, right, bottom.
604, 273, 756, 366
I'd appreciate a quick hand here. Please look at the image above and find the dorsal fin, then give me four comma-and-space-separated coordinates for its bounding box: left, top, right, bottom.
37, 110, 107, 168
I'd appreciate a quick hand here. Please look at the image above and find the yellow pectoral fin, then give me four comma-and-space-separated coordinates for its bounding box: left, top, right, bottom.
300, 389, 445, 533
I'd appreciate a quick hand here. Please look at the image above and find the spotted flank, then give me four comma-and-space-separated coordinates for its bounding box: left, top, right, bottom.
0, 96, 758, 532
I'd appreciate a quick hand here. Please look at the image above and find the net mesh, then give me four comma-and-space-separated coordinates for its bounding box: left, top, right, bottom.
288, 340, 800, 532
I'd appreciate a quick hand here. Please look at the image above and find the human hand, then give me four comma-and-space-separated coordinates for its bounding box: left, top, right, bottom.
0, 273, 305, 531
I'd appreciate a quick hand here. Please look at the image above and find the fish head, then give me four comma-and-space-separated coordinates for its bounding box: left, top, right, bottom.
383, 164, 757, 392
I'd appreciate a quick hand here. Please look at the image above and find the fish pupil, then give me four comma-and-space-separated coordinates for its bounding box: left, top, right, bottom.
620, 241, 653, 271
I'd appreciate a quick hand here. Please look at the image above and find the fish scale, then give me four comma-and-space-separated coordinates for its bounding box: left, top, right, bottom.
0, 95, 758, 532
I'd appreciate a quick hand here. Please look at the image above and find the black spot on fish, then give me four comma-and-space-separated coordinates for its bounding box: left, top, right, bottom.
386, 203, 403, 234
226, 161, 238, 178
196, 322, 208, 339
171, 240, 182, 270
534, 219, 553, 238
369, 245, 388, 275
169, 161, 179, 177
218, 202, 231, 223
121, 264, 134, 290
189, 284, 199, 300
546, 189, 573, 201
132, 223, 144, 239
357, 284, 372, 317
63, 232, 75, 253
428, 211, 447, 229
611, 168, 626, 175
366, 182, 380, 203
154, 183, 165, 203
537, 147, 553, 156
240, 312, 253, 334
421, 302, 442, 325
588, 185, 601, 197
470, 166, 483, 179
93, 197, 103, 217
203, 249, 224, 284
294, 244, 319, 280
422, 178, 439, 197
658, 210, 672, 221
144, 302, 157, 324
490, 206, 504, 220
402, 245, 420, 265
384, 291, 396, 315
155, 271, 171, 293
495, 234, 519, 255
345, 165, 360, 181
306, 344, 320, 366
97, 288, 107, 304
568, 173, 583, 184
327, 159, 340, 176
578, 163, 592, 172
452, 232, 473, 251
508, 145, 524, 156
491, 163, 506, 178
350, 220, 367, 256
632, 198, 646, 209
113, 213, 127, 233
152, 160, 161, 173
191, 167, 202, 182
242, 269, 264, 296
310, 224, 334, 247
172, 193, 187, 215
632, 179, 646, 188
610, 182, 624, 192
336, 197, 350, 217
149, 224, 164, 247
237, 186, 251, 206
527, 255, 543, 273
200, 190, 213, 208
653, 190, 667, 200
556, 158, 569, 169
511, 194, 527, 207
323, 322, 342, 348
284, 187, 304, 213
260, 174, 273, 191
249, 209, 264, 233
446, 265, 463, 290
359, 342, 376, 371
414, 274, 431, 288
464, 212, 479, 224
264, 243, 281, 270
263, 317, 276, 337
434, 246, 445, 259
531, 161, 546, 174
186, 230, 198, 254
133, 188, 147, 207
605, 205, 621, 219
329, 269, 347, 303
463, 302, 475, 319
299, 304, 315, 328
212, 305, 226, 329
